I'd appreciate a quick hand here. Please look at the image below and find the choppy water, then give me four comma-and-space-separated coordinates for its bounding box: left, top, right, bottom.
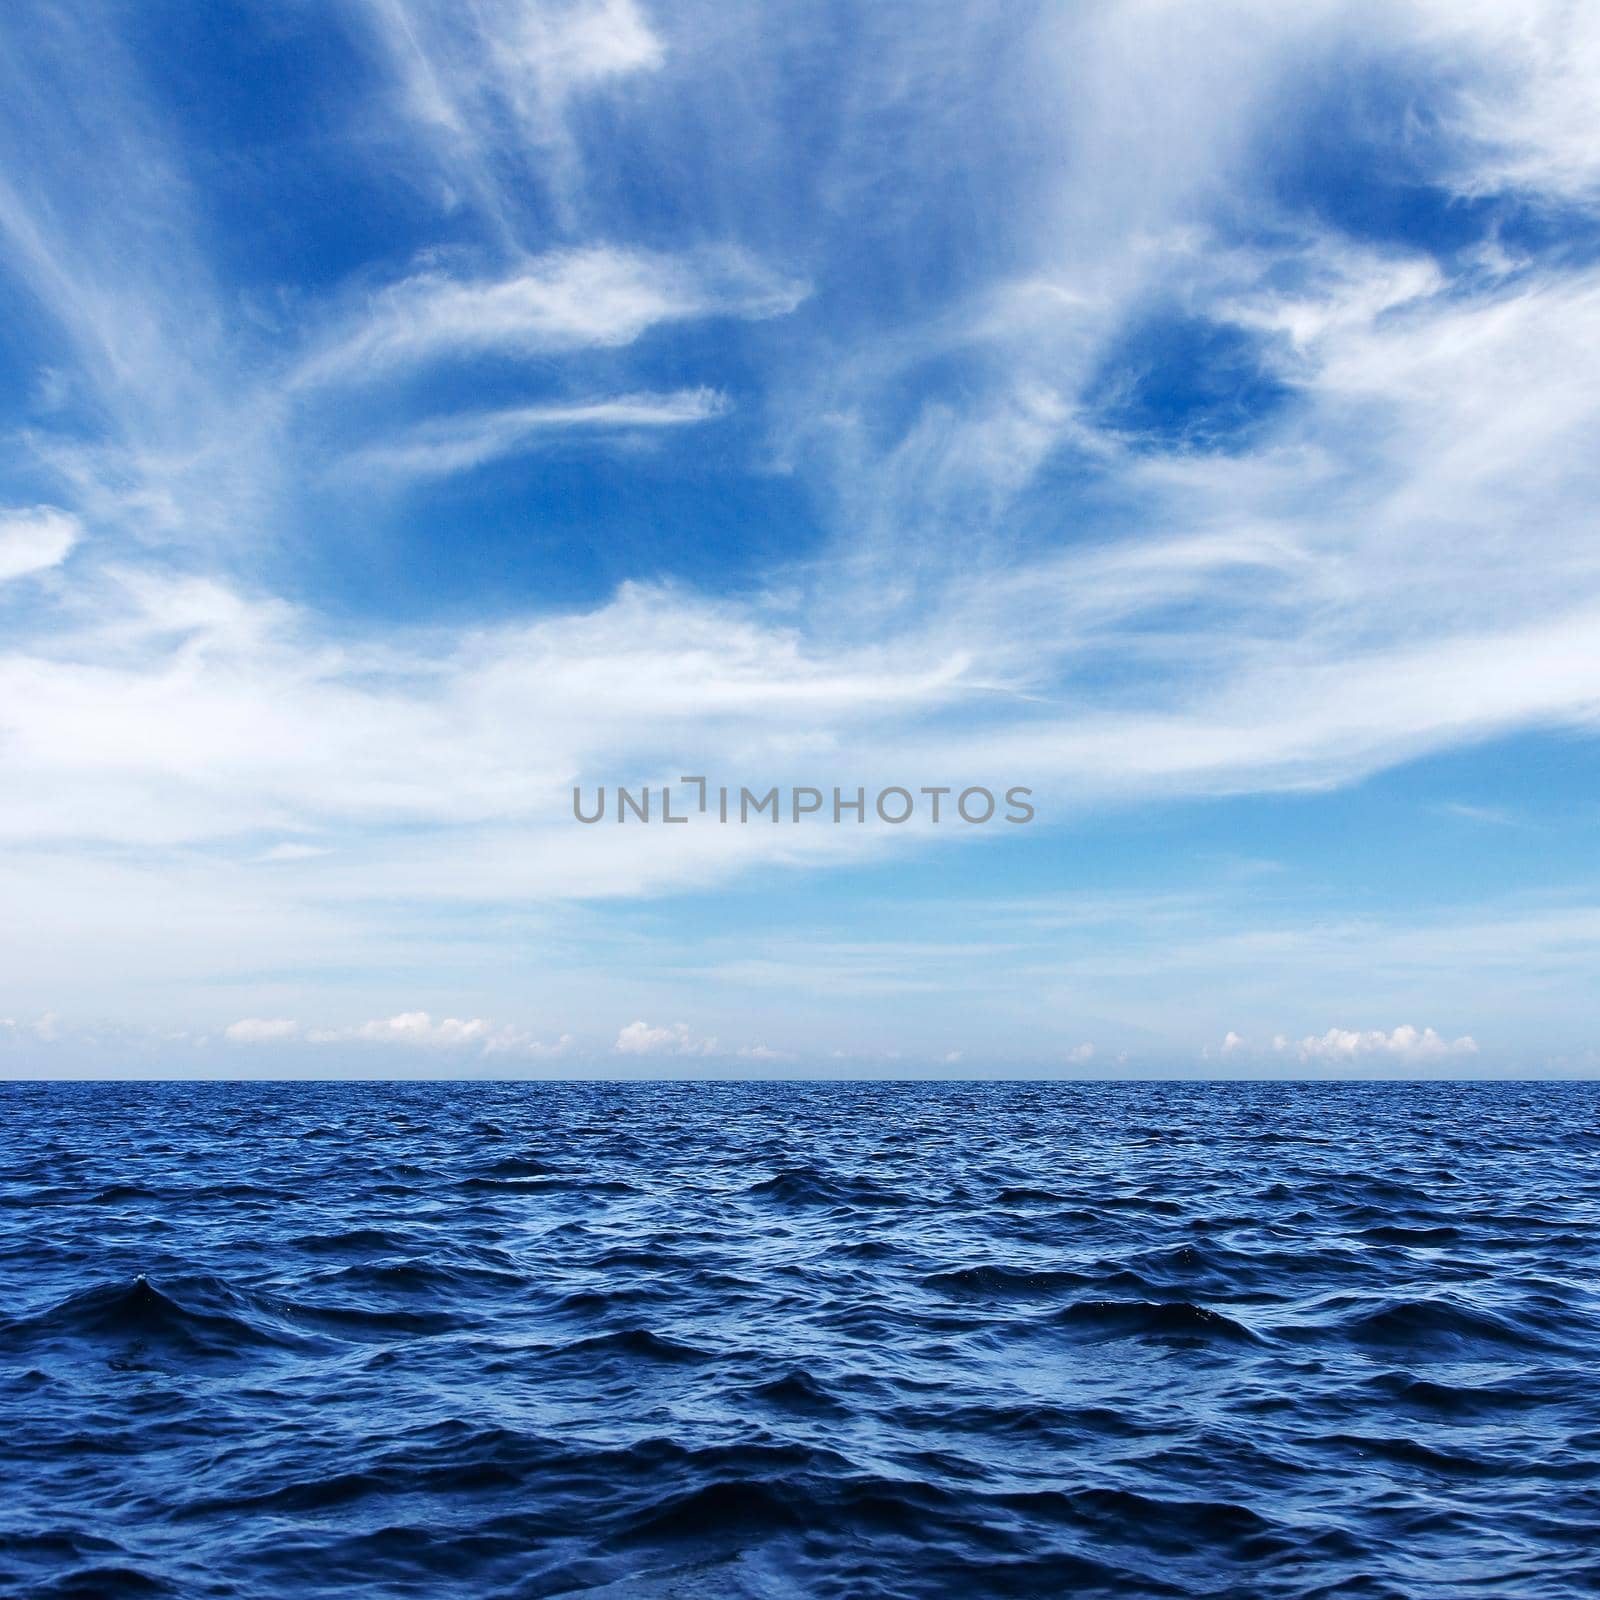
2, 1082, 1598, 1598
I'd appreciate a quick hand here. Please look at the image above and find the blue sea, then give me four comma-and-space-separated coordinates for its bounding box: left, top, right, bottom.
1, 1081, 1597, 1598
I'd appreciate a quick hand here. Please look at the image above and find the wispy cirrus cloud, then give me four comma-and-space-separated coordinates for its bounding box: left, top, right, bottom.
0, 8, 800, 549
297, 246, 806, 388
344, 388, 729, 479
349, 0, 666, 230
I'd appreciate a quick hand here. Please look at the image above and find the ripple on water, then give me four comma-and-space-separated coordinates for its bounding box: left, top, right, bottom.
0, 1080, 1597, 1599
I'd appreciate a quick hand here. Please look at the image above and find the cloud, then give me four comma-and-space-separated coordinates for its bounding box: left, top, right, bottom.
508, 0, 665, 85
1411, 0, 1600, 202
9, 5, 1600, 857
298, 248, 805, 386
345, 389, 729, 479
224, 1018, 300, 1043
1436, 802, 1521, 828
257, 842, 332, 862
38, 1011, 574, 1064
482, 1030, 575, 1059
0, 1013, 63, 1044
1065, 1042, 1096, 1063
351, 0, 666, 226
1216, 1025, 1480, 1064
0, 13, 274, 554
1277, 1026, 1480, 1063
614, 1020, 720, 1056
5, 0, 1600, 1069
297, 1012, 573, 1056
310, 1011, 491, 1047
20, 489, 1600, 898
0, 567, 968, 865
0, 507, 80, 583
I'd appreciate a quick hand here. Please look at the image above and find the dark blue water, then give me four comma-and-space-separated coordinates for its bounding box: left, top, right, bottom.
2, 1082, 1598, 1598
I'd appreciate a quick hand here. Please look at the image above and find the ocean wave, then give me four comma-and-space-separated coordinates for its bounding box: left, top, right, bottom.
0, 1080, 1597, 1599
0, 1275, 320, 1363
1053, 1298, 1265, 1343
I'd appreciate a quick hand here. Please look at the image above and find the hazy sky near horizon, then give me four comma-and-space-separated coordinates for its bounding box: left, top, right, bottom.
2, 0, 1600, 1076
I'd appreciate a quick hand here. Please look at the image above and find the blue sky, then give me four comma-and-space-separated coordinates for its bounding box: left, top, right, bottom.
2, 0, 1599, 1076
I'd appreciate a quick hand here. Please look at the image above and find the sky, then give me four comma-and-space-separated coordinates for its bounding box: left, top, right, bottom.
1, 0, 1599, 1077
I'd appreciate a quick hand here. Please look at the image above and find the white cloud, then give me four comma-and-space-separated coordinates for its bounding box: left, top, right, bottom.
484, 0, 665, 92
1221, 246, 1445, 356
1066, 1042, 1096, 1063
1408, 0, 1600, 201
11, 1011, 578, 1066
483, 1029, 575, 1059
257, 842, 332, 862
283, 1012, 572, 1057
7, 5, 1598, 875
346, 389, 728, 479
352, 0, 665, 226
310, 1011, 491, 1047
1278, 1026, 1479, 1063
0, 507, 80, 583
299, 249, 804, 386
0, 567, 969, 871
0, 1013, 75, 1047
0, 12, 279, 555
6, 0, 1600, 1068
614, 1020, 720, 1056
1435, 802, 1520, 828
224, 1018, 300, 1043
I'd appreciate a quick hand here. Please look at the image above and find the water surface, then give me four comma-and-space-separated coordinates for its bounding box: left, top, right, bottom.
1, 1081, 1597, 1597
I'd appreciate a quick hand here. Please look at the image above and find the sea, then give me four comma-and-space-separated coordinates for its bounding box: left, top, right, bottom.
0, 1080, 1597, 1599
